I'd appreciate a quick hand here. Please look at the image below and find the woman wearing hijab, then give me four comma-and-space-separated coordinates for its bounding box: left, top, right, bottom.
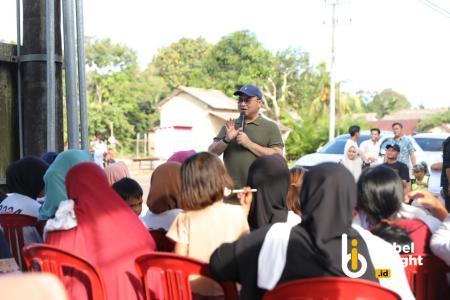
1, 156, 49, 244
40, 152, 58, 165
167, 150, 196, 164
247, 154, 299, 231
141, 162, 183, 230
39, 150, 93, 220
341, 145, 362, 181
210, 163, 413, 300
104, 161, 130, 185
45, 162, 157, 300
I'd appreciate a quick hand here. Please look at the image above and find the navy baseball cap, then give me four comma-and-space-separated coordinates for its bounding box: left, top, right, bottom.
233, 84, 263, 99
386, 144, 401, 152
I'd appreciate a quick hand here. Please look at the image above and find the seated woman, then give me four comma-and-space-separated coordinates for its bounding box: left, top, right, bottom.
45, 162, 157, 300
286, 166, 305, 217
104, 161, 130, 185
356, 165, 444, 253
167, 150, 196, 163
39, 149, 93, 220
247, 154, 300, 231
1, 156, 49, 244
141, 162, 183, 230
210, 163, 413, 300
40, 152, 58, 165
166, 152, 249, 296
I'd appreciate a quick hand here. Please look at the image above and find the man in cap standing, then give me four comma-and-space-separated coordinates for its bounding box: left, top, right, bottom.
383, 144, 411, 196
209, 84, 284, 190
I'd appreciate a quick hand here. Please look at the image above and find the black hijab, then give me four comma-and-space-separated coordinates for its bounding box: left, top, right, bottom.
210, 163, 377, 300
6, 156, 49, 199
281, 162, 376, 280
247, 154, 289, 231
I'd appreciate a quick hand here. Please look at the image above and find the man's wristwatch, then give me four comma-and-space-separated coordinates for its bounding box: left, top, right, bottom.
222, 137, 231, 144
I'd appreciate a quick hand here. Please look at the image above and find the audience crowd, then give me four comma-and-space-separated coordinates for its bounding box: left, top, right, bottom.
1, 123, 450, 300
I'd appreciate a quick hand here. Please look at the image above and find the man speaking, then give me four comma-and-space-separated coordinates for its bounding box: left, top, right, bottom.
208, 84, 284, 189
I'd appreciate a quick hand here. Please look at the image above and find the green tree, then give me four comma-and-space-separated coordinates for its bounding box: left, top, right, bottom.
150, 37, 211, 89
417, 109, 450, 132
86, 37, 169, 150
367, 88, 411, 118
203, 30, 276, 96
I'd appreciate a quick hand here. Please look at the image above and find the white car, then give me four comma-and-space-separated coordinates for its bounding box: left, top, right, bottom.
295, 131, 427, 168
413, 133, 449, 156
413, 133, 449, 197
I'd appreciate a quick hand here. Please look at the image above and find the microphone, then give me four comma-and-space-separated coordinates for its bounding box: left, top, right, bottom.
239, 112, 245, 130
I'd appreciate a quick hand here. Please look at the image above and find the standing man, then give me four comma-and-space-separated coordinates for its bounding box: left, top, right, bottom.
344, 125, 366, 162
208, 84, 284, 189
385, 122, 416, 168
383, 144, 411, 196
360, 128, 381, 167
442, 136, 450, 210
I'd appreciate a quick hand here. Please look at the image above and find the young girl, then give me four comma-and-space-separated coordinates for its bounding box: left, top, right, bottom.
166, 152, 250, 296
342, 145, 362, 181
411, 162, 429, 191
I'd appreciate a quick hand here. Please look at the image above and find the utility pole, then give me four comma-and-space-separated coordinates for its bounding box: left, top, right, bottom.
329, 1, 337, 141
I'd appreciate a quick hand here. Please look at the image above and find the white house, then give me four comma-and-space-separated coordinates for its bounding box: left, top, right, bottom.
155, 86, 240, 159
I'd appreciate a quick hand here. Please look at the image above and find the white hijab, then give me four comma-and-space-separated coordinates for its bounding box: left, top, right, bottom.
342, 145, 362, 181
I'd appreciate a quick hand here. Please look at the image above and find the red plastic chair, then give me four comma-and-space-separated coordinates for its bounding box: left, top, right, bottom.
22, 244, 106, 300
149, 229, 175, 252
401, 253, 450, 300
0, 214, 38, 270
262, 277, 401, 300
135, 252, 238, 300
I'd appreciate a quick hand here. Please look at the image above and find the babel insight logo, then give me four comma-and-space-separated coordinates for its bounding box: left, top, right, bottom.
341, 233, 368, 278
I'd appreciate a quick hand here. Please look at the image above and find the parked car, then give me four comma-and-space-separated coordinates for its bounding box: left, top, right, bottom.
295, 131, 427, 168
413, 133, 449, 156
413, 133, 449, 197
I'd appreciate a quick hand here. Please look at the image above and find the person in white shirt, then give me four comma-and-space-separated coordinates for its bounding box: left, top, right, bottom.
360, 128, 381, 167
90, 134, 107, 168
1, 157, 48, 245
344, 125, 366, 164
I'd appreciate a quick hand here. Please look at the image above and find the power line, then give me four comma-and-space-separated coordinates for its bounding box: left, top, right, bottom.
418, 0, 450, 19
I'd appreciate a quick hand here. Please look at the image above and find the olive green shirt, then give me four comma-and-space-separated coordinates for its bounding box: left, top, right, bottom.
214, 115, 284, 189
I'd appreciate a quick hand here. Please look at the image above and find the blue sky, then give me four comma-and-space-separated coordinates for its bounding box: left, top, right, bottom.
1, 0, 450, 108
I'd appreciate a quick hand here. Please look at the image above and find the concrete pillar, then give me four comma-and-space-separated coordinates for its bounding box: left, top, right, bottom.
21, 0, 63, 156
